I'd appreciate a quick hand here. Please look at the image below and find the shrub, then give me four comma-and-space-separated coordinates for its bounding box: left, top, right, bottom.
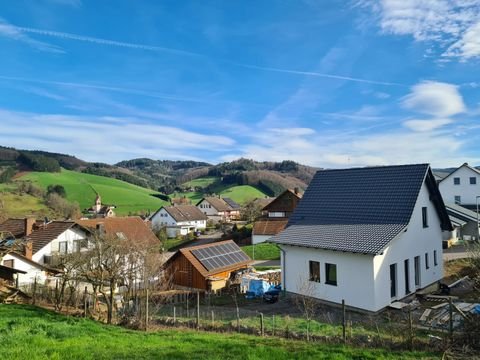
47, 184, 66, 198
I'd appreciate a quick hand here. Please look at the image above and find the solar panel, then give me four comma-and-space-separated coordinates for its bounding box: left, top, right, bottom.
191, 242, 250, 272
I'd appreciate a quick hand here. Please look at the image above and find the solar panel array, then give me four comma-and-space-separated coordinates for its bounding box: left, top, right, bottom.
191, 242, 250, 271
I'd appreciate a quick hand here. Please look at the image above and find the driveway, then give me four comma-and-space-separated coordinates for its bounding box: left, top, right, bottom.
443, 245, 471, 261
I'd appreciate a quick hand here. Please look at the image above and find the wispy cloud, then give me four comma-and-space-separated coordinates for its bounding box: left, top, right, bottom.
0, 109, 234, 163
358, 0, 480, 60
0, 18, 63, 53
403, 118, 452, 132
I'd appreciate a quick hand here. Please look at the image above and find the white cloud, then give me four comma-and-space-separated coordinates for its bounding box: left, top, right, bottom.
0, 109, 234, 164
359, 0, 480, 60
402, 81, 466, 117
0, 18, 63, 53
403, 118, 452, 132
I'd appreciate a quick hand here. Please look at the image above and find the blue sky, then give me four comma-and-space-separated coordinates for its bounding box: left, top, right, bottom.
0, 0, 479, 167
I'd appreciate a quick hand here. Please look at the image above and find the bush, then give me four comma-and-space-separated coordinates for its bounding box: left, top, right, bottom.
0, 167, 16, 183
17, 181, 45, 198
47, 184, 66, 198
45, 193, 80, 219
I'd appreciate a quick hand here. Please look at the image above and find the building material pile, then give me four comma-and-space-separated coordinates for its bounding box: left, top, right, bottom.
0, 283, 30, 304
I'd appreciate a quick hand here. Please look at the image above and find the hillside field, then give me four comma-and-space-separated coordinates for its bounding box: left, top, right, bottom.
18, 169, 167, 215
0, 305, 437, 360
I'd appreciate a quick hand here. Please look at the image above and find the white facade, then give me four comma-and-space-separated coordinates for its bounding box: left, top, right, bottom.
281, 182, 444, 312
2, 253, 48, 286
252, 234, 272, 245
150, 208, 206, 238
439, 164, 480, 206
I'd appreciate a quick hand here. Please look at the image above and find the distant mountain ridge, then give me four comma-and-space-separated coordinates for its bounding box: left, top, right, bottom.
0, 146, 318, 197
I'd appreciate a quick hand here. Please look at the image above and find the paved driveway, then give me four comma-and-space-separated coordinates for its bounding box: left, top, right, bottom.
443, 245, 471, 261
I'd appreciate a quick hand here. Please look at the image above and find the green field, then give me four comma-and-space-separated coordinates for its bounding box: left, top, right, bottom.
18, 169, 168, 215
183, 176, 219, 188
173, 183, 267, 206
0, 192, 54, 218
0, 305, 437, 360
242, 243, 281, 260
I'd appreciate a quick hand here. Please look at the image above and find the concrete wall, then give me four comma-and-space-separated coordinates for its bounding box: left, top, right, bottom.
439, 165, 480, 206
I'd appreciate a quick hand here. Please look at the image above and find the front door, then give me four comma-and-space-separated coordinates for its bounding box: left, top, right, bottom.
390, 263, 397, 298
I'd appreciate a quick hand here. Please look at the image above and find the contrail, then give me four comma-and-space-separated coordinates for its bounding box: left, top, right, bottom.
12, 24, 402, 87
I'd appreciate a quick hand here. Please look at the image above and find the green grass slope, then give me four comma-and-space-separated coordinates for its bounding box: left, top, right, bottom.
19, 169, 167, 215
0, 305, 437, 360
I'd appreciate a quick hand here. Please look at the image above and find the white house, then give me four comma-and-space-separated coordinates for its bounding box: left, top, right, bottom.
196, 197, 241, 223
1, 218, 90, 286
438, 163, 480, 210
149, 205, 207, 238
443, 203, 479, 243
271, 164, 452, 312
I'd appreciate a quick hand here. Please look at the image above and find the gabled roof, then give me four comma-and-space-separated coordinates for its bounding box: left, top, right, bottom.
263, 189, 302, 213
0, 218, 43, 239
445, 203, 479, 224
169, 240, 252, 277
166, 205, 208, 222
27, 221, 87, 254
253, 219, 288, 236
272, 164, 452, 255
439, 163, 480, 183
77, 217, 159, 245
196, 197, 231, 212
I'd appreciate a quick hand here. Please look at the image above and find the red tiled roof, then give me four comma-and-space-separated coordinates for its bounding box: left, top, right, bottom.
253, 219, 288, 236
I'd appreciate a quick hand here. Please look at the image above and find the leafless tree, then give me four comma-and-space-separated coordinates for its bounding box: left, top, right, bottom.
293, 276, 319, 341
241, 200, 263, 223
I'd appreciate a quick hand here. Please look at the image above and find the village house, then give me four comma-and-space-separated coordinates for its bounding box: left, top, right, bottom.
443, 203, 479, 244
0, 218, 90, 286
149, 205, 207, 238
86, 194, 116, 218
164, 240, 252, 292
252, 189, 302, 245
271, 164, 452, 313
196, 197, 241, 223
438, 163, 480, 211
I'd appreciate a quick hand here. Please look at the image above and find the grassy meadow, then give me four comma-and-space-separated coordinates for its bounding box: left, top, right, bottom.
18, 169, 168, 215
0, 304, 439, 360
242, 243, 281, 260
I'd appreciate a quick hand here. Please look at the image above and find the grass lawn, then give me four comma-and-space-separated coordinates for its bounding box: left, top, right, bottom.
242, 243, 281, 260
254, 266, 281, 271
182, 176, 220, 188
173, 184, 268, 206
18, 169, 168, 215
0, 191, 54, 218
0, 304, 438, 360
164, 237, 196, 250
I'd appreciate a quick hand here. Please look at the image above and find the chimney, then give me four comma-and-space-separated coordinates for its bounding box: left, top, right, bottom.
24, 217, 36, 237
96, 223, 105, 236
24, 240, 33, 260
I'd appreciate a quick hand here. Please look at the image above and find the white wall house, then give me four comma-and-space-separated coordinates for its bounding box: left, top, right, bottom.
196, 197, 241, 223
272, 164, 452, 313
439, 163, 480, 208
150, 205, 207, 238
1, 221, 89, 286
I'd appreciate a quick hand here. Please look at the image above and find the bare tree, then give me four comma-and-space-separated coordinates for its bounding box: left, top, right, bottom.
241, 200, 263, 223
293, 276, 319, 341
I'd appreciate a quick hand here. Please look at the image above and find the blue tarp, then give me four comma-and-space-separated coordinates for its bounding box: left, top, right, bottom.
473, 305, 480, 314
248, 279, 270, 297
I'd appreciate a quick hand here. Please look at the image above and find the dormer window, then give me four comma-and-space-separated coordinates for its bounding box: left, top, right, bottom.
453, 177, 460, 185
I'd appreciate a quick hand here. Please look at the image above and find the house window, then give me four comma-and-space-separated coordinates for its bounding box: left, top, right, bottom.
425, 253, 429, 269
404, 259, 410, 294
309, 261, 320, 282
73, 240, 81, 253
454, 177, 460, 185
3, 259, 14, 268
454, 196, 461, 205
422, 207, 428, 228
470, 177, 477, 185
59, 241, 68, 255
434, 250, 438, 266
325, 263, 337, 286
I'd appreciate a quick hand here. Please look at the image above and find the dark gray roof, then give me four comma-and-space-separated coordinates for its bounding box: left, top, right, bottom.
272, 164, 451, 255
222, 197, 241, 210
445, 203, 478, 223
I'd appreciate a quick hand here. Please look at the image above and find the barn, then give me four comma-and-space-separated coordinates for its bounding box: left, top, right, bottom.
165, 240, 252, 292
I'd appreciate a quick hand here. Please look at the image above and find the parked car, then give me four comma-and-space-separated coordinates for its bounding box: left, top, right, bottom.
263, 285, 281, 303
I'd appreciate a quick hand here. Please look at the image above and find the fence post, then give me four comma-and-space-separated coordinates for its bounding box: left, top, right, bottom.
260, 312, 264, 337
272, 314, 275, 336
173, 306, 176, 325
449, 297, 453, 344
408, 306, 414, 351
196, 291, 200, 330
342, 299, 346, 344
236, 307, 240, 333
84, 286, 88, 318
145, 288, 149, 331
211, 310, 215, 328
32, 277, 37, 305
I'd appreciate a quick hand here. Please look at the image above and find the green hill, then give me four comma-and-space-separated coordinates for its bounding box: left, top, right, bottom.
18, 169, 167, 215
0, 305, 433, 360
